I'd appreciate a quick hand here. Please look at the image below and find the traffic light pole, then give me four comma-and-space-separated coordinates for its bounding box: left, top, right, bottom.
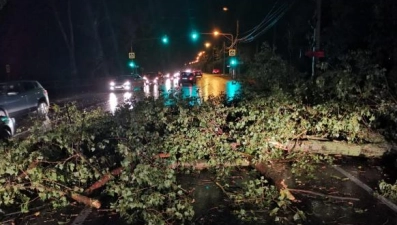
223, 41, 226, 75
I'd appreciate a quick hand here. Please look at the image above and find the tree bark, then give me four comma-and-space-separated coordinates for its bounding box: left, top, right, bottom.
269, 139, 392, 158
84, 167, 124, 195
70, 193, 101, 209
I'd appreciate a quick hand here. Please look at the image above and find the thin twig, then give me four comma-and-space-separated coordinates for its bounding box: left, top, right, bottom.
289, 188, 359, 201
215, 181, 229, 197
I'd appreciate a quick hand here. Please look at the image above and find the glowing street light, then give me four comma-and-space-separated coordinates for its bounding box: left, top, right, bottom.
205, 42, 211, 48
213, 30, 234, 48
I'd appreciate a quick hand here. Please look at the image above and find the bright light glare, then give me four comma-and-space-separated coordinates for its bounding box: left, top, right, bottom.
213, 31, 219, 36
109, 93, 117, 114
153, 84, 159, 99
110, 81, 115, 86
165, 79, 171, 92
123, 92, 132, 100
124, 81, 130, 85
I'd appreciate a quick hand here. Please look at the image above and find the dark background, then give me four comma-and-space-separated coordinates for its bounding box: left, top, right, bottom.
0, 0, 396, 82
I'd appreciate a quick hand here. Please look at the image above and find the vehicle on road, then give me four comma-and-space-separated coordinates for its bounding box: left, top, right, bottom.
143, 72, 162, 85
0, 80, 49, 138
212, 68, 220, 74
194, 70, 203, 78
179, 71, 197, 85
109, 74, 144, 91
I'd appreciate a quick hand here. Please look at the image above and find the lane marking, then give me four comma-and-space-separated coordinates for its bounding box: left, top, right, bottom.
333, 165, 397, 213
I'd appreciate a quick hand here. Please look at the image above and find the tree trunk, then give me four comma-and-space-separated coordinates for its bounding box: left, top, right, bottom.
85, 0, 109, 78
269, 139, 393, 158
50, 0, 78, 79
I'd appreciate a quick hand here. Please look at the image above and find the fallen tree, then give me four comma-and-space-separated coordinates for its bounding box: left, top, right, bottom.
2, 49, 397, 224
269, 139, 394, 158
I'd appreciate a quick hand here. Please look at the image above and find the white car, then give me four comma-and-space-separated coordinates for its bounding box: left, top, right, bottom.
109, 74, 144, 91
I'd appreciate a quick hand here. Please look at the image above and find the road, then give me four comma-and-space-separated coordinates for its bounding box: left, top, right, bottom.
2, 73, 397, 224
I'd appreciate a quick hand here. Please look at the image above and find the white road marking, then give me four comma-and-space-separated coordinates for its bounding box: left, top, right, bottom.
333, 165, 397, 213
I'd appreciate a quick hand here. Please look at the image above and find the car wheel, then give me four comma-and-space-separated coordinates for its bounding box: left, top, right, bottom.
0, 127, 11, 140
37, 101, 49, 118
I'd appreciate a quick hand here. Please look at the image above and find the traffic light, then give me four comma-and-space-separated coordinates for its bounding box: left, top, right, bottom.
230, 57, 238, 67
161, 35, 169, 44
190, 31, 199, 41
128, 60, 135, 68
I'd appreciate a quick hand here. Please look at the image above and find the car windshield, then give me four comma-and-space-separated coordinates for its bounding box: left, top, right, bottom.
181, 72, 193, 77
114, 76, 132, 81
0, 82, 18, 95
145, 73, 157, 77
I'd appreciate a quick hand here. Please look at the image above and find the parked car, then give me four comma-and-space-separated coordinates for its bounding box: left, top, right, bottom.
194, 70, 203, 78
179, 71, 197, 85
109, 74, 144, 91
212, 68, 220, 74
143, 72, 162, 85
0, 115, 15, 139
0, 80, 49, 138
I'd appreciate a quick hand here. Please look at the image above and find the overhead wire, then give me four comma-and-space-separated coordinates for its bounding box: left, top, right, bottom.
238, 2, 289, 43
239, 3, 289, 42
236, 0, 294, 44
240, 0, 282, 37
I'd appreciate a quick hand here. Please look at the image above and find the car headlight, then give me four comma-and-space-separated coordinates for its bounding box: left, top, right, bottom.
143, 76, 147, 80
124, 81, 131, 86
110, 81, 115, 86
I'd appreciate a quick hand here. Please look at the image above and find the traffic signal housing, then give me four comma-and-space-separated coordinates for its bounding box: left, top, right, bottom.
229, 57, 238, 67
190, 31, 199, 41
161, 35, 169, 44
128, 60, 135, 68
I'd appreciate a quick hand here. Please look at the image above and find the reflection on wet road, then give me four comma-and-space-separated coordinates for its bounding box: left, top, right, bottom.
106, 74, 239, 112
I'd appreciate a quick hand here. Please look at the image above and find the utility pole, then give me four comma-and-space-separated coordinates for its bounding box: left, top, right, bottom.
235, 20, 239, 79
312, 0, 322, 78
236, 20, 239, 49
315, 0, 322, 52
223, 41, 226, 75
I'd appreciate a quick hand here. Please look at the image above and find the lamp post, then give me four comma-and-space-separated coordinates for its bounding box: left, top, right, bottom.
213, 31, 234, 49
197, 31, 236, 75
213, 31, 235, 75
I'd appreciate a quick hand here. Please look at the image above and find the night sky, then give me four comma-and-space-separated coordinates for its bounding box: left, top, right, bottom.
0, 0, 396, 81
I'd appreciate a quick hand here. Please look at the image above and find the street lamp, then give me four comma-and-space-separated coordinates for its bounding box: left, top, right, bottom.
213, 30, 234, 48
213, 30, 236, 75
205, 42, 211, 48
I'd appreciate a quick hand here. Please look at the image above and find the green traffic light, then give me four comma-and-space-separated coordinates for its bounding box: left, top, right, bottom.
162, 35, 169, 44
191, 31, 199, 41
129, 61, 135, 68
230, 58, 237, 66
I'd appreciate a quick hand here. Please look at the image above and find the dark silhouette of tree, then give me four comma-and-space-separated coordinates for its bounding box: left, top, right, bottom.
49, 0, 78, 79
